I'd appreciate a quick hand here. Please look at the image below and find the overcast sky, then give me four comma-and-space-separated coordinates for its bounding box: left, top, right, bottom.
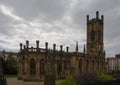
0, 0, 120, 57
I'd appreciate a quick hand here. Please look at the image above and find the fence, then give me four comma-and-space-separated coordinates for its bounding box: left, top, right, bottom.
0, 77, 7, 85
78, 80, 120, 85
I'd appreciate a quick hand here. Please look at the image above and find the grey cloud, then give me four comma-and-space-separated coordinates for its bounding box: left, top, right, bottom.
69, 0, 120, 57
70, 0, 120, 26
1, 0, 70, 21
0, 0, 120, 57
0, 12, 12, 35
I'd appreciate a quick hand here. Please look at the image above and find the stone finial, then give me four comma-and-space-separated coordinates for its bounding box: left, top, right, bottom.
53, 44, 56, 51
87, 15, 89, 23
20, 43, 22, 51
36, 40, 39, 48
24, 45, 26, 49
96, 11, 99, 19
60, 45, 63, 51
76, 42, 78, 52
26, 40, 29, 48
101, 15, 104, 22
83, 44, 86, 53
66, 46, 69, 53
45, 42, 48, 50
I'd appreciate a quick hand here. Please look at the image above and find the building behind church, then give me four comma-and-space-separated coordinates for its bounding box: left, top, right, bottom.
17, 11, 107, 81
107, 54, 120, 73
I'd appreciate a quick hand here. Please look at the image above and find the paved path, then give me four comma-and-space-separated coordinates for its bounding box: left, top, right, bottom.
6, 77, 44, 85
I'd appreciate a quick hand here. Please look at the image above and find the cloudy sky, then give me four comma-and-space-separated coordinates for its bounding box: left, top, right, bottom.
0, 0, 120, 57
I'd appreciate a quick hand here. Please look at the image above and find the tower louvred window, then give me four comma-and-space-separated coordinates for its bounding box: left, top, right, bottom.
91, 30, 95, 41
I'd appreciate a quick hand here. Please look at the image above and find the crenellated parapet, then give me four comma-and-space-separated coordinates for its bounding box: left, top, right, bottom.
87, 11, 104, 24
19, 40, 71, 54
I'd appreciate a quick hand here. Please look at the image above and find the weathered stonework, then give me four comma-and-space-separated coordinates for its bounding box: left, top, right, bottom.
17, 11, 107, 81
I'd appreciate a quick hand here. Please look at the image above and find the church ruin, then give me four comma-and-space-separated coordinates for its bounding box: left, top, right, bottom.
17, 11, 107, 81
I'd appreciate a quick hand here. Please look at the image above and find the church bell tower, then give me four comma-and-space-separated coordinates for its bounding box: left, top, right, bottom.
86, 11, 104, 57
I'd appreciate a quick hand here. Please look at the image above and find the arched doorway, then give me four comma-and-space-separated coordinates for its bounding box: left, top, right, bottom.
29, 58, 36, 76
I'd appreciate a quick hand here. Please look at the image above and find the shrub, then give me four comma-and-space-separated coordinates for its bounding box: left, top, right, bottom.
75, 73, 97, 85
57, 76, 76, 85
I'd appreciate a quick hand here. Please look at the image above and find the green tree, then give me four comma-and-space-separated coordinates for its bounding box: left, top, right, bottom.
6, 52, 18, 75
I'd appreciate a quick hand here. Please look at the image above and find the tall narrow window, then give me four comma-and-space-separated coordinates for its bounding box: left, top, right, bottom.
98, 30, 101, 40
79, 59, 82, 73
40, 59, 45, 74
57, 60, 62, 74
98, 62, 99, 72
91, 30, 95, 41
22, 56, 25, 74
30, 58, 36, 76
86, 60, 89, 72
64, 60, 67, 70
22, 62, 25, 74
92, 61, 94, 72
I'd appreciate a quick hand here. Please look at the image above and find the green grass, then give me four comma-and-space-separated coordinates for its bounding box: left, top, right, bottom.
97, 73, 116, 81
57, 76, 76, 85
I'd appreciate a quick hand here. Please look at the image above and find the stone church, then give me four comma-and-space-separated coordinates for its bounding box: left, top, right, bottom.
17, 11, 107, 81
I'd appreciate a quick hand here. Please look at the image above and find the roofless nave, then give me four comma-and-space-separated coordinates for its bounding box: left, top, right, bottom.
17, 11, 107, 81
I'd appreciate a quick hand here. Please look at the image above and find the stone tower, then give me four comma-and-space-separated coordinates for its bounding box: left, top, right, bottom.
87, 11, 104, 57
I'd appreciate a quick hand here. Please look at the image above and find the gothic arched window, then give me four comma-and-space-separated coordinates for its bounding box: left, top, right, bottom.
30, 58, 36, 76
78, 59, 82, 73
91, 30, 95, 41
40, 59, 45, 74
